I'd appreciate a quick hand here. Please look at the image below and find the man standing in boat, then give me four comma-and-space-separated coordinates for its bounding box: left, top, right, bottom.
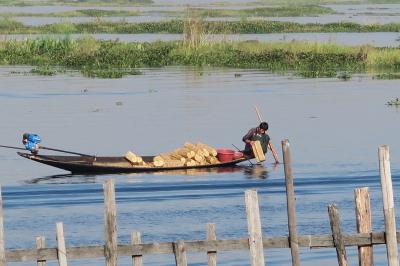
242, 122, 280, 164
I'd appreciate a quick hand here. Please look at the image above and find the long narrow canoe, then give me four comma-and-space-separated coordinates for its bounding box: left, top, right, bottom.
18, 152, 248, 174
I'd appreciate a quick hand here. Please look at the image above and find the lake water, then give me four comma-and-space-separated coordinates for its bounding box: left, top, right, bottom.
0, 66, 400, 265
3, 3, 400, 25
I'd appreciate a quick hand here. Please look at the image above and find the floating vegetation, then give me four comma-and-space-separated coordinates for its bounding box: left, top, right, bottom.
190, 5, 335, 18
30, 66, 57, 76
337, 72, 352, 81
1, 38, 400, 79
252, 0, 400, 4
3, 18, 400, 34
3, 9, 141, 17
374, 73, 400, 79
386, 98, 400, 106
82, 66, 142, 79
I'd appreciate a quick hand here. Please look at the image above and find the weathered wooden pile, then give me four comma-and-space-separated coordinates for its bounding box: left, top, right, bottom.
125, 142, 219, 168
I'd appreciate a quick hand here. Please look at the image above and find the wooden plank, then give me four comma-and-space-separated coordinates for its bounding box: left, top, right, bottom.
328, 204, 348, 266
132, 232, 143, 266
245, 189, 265, 266
379, 145, 399, 266
206, 223, 217, 266
56, 222, 68, 266
0, 187, 4, 266
173, 240, 187, 266
354, 188, 373, 266
282, 139, 301, 266
36, 236, 46, 266
104, 179, 118, 266
251, 141, 265, 163
3, 231, 398, 262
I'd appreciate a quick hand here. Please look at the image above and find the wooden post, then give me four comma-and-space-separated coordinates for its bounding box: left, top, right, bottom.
282, 139, 301, 266
354, 188, 373, 266
173, 240, 187, 266
56, 222, 68, 266
0, 186, 6, 266
328, 204, 348, 266
245, 189, 265, 266
379, 145, 399, 266
132, 232, 143, 266
36, 236, 46, 266
104, 179, 118, 266
0, 187, 5, 266
206, 223, 217, 266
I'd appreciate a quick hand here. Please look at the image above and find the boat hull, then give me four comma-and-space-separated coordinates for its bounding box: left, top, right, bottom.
18, 152, 248, 174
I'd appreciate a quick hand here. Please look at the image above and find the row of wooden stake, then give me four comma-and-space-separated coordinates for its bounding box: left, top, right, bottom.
0, 141, 398, 266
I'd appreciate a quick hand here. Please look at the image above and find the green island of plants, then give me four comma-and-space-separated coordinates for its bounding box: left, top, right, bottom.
386, 97, 400, 106
166, 5, 335, 18
3, 9, 141, 17
1, 37, 400, 78
2, 18, 400, 34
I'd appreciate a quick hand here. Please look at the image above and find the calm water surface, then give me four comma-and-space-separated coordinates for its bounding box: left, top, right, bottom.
0, 66, 400, 265
4, 4, 400, 25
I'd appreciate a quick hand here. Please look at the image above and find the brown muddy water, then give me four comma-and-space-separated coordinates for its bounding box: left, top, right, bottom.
0, 66, 399, 265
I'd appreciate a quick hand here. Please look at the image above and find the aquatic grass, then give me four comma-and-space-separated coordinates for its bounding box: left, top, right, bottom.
4, 20, 400, 34
3, 9, 141, 17
386, 97, 400, 106
82, 66, 142, 78
30, 65, 57, 75
374, 73, 400, 79
1, 38, 400, 78
252, 0, 400, 4
191, 5, 335, 18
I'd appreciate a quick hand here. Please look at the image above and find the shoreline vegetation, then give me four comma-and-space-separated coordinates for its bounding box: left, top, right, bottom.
2, 18, 400, 34
1, 37, 399, 78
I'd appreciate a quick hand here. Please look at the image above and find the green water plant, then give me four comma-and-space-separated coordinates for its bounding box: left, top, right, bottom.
191, 5, 335, 18
4, 18, 400, 34
1, 38, 400, 79
82, 66, 141, 78
374, 73, 400, 79
386, 97, 400, 106
30, 65, 57, 75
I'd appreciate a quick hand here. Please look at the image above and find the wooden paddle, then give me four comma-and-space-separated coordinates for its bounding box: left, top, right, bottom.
0, 144, 94, 158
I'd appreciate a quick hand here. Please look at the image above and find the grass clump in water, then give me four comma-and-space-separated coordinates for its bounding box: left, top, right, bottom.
30, 65, 57, 75
192, 5, 335, 18
1, 38, 400, 79
82, 66, 141, 78
386, 97, 400, 106
374, 73, 400, 79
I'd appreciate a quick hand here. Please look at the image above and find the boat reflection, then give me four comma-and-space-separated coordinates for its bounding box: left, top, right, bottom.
26, 166, 245, 184
26, 174, 97, 184
243, 164, 271, 179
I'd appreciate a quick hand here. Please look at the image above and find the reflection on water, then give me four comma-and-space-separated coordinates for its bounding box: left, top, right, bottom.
243, 164, 269, 179
27, 174, 97, 184
26, 165, 245, 184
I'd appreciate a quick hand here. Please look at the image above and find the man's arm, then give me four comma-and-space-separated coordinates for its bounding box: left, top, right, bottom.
242, 128, 256, 144
268, 142, 280, 163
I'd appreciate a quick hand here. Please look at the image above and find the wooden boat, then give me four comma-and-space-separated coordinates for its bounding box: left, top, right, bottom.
17, 152, 248, 174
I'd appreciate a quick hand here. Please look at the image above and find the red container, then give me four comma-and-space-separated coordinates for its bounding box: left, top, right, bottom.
233, 151, 244, 160
217, 148, 234, 162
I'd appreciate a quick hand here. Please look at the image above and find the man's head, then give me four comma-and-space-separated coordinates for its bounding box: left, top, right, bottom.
22, 133, 29, 144
258, 122, 268, 134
